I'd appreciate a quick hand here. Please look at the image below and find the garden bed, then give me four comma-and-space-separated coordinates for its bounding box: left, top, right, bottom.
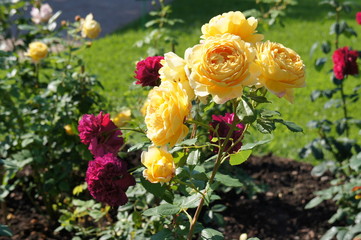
1, 154, 335, 240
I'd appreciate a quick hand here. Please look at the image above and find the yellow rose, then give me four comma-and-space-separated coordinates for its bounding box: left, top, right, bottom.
81, 14, 101, 39
141, 146, 175, 183
159, 52, 195, 100
254, 41, 306, 103
112, 109, 131, 127
64, 124, 75, 135
26, 42, 48, 62
201, 11, 263, 44
185, 33, 259, 104
145, 80, 190, 147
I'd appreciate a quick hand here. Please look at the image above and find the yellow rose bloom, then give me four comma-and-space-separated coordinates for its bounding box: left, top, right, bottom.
141, 146, 175, 183
201, 11, 263, 44
145, 80, 190, 147
112, 109, 131, 127
159, 52, 195, 100
64, 124, 75, 135
185, 33, 260, 104
254, 41, 306, 103
26, 42, 48, 62
81, 14, 101, 39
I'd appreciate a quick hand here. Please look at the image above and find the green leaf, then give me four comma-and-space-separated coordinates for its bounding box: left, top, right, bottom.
259, 109, 281, 118
321, 41, 331, 54
320, 226, 339, 240
274, 119, 303, 132
140, 177, 174, 203
241, 135, 273, 150
187, 150, 200, 165
248, 95, 270, 103
328, 208, 344, 224
143, 204, 181, 216
151, 229, 173, 240
179, 138, 197, 146
305, 196, 324, 209
201, 228, 224, 240
177, 194, 202, 209
315, 57, 327, 71
214, 173, 243, 187
237, 98, 256, 123
211, 204, 227, 212
229, 150, 252, 166
350, 152, 361, 171
311, 163, 327, 177
256, 118, 276, 134
309, 42, 318, 58
0, 224, 12, 237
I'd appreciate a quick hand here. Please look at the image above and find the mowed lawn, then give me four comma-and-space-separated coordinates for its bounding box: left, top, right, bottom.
80, 0, 361, 162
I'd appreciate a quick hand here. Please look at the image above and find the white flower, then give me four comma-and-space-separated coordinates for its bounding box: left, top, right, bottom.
31, 3, 53, 24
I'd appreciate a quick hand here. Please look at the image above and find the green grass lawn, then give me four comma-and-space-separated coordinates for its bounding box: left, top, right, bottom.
80, 0, 361, 162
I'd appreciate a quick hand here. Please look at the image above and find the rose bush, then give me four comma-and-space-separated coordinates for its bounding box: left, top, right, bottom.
76, 9, 305, 240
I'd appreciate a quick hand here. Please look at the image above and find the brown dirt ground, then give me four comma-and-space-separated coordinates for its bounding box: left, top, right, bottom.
0, 154, 336, 240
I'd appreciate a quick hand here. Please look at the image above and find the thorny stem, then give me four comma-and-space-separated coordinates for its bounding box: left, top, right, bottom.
187, 106, 239, 240
339, 81, 349, 137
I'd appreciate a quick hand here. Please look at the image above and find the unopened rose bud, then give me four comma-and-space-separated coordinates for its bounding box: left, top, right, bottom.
61, 20, 67, 26
75, 15, 81, 21
86, 41, 92, 48
64, 124, 75, 135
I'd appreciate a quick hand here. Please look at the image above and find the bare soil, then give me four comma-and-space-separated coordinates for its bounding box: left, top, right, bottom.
0, 154, 336, 240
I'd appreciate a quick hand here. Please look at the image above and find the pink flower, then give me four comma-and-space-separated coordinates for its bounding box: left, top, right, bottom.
78, 112, 124, 157
86, 153, 136, 206
31, 3, 53, 24
134, 56, 164, 87
332, 47, 359, 80
356, 12, 361, 25
209, 113, 245, 154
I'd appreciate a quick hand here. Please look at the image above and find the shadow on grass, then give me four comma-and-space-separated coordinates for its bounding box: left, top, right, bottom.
111, 0, 359, 37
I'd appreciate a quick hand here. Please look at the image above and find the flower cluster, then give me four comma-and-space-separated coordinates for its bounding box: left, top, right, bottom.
138, 11, 306, 184
30, 3, 53, 24
134, 56, 164, 87
332, 46, 359, 80
86, 153, 135, 206
78, 112, 124, 157
78, 112, 135, 206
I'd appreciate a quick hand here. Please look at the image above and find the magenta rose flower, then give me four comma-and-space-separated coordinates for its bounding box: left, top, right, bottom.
209, 113, 245, 154
134, 56, 164, 87
332, 47, 359, 80
86, 153, 136, 206
356, 12, 361, 25
78, 112, 124, 157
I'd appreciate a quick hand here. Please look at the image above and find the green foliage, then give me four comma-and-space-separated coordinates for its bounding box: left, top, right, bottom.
0, 0, 104, 222
135, 0, 184, 56
300, 1, 361, 239
0, 224, 12, 237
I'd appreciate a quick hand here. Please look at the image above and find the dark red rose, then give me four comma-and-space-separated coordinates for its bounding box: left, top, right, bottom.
78, 112, 124, 157
134, 56, 164, 87
356, 12, 361, 25
332, 47, 359, 80
209, 113, 245, 154
86, 153, 136, 206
